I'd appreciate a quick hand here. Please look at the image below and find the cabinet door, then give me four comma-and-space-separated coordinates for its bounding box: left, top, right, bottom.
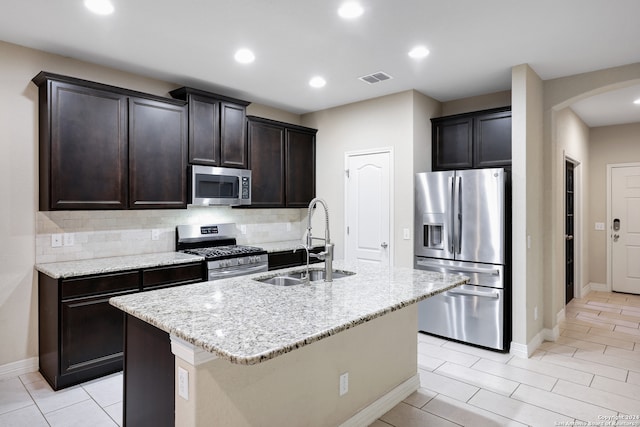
248, 119, 285, 207
129, 97, 188, 208
432, 117, 473, 170
188, 94, 220, 166
474, 111, 512, 168
46, 81, 128, 209
220, 101, 248, 168
285, 129, 316, 207
60, 294, 127, 377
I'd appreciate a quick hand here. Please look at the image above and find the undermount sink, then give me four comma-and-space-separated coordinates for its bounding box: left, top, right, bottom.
254, 269, 355, 286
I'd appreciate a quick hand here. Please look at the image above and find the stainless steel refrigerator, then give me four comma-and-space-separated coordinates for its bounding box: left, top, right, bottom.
414, 168, 510, 351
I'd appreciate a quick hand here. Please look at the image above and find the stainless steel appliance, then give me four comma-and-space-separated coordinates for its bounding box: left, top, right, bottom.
190, 165, 251, 206
414, 168, 510, 351
176, 223, 267, 281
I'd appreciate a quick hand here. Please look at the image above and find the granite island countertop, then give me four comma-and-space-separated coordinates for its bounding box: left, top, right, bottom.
110, 260, 468, 365
35, 252, 204, 279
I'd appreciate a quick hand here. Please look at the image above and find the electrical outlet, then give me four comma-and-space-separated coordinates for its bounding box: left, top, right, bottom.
51, 234, 63, 248
241, 225, 247, 235
178, 367, 189, 400
63, 233, 74, 246
403, 228, 410, 240
534, 306, 538, 321
339, 372, 349, 396
151, 229, 160, 241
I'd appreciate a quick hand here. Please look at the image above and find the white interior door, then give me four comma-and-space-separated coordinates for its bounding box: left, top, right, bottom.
611, 165, 640, 294
345, 151, 391, 266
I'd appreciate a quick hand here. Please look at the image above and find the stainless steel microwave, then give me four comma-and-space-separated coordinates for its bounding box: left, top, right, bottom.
190, 165, 251, 206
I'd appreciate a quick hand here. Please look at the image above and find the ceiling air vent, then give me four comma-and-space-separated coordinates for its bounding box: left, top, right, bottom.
358, 71, 393, 84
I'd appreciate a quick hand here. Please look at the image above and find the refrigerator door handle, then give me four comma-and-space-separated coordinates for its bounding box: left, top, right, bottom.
456, 175, 462, 254
416, 260, 501, 276
446, 289, 500, 299
449, 176, 456, 253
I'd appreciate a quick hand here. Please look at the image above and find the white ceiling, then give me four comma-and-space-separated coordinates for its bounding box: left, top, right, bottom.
1, 0, 640, 125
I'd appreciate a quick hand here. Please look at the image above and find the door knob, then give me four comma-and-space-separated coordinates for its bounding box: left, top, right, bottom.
381, 242, 388, 249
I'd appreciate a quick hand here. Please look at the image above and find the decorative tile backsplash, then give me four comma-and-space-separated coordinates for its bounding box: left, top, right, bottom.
36, 206, 306, 264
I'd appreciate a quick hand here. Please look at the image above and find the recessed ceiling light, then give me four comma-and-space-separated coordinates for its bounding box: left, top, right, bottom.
408, 46, 430, 59
234, 48, 255, 64
634, 98, 640, 105
338, 2, 364, 19
84, 0, 114, 15
309, 76, 326, 88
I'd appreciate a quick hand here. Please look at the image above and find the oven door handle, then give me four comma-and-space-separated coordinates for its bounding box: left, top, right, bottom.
209, 263, 268, 279
446, 289, 500, 299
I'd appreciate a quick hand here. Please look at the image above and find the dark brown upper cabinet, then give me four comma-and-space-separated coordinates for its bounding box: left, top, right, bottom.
169, 87, 250, 169
32, 72, 188, 210
128, 97, 187, 208
431, 106, 511, 171
247, 116, 316, 208
33, 76, 129, 210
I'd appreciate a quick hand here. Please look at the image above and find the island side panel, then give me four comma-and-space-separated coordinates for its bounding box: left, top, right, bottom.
175, 305, 418, 427
123, 314, 175, 427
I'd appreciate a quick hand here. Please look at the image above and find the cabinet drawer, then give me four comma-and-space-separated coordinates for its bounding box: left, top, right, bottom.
142, 262, 204, 290
61, 271, 140, 300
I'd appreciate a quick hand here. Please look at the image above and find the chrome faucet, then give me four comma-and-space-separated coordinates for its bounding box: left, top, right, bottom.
293, 244, 310, 283
306, 197, 334, 282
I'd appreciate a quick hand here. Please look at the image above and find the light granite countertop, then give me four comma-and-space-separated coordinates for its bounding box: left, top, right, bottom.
110, 260, 468, 365
35, 241, 320, 279
35, 252, 204, 279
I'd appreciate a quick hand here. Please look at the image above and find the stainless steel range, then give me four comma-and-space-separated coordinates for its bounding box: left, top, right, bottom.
176, 223, 268, 281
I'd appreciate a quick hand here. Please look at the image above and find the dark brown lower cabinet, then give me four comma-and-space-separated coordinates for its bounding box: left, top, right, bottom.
123, 315, 174, 427
38, 262, 203, 391
38, 271, 139, 390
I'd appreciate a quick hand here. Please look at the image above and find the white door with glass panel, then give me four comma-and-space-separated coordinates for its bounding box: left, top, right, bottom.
345, 150, 391, 266
611, 165, 640, 294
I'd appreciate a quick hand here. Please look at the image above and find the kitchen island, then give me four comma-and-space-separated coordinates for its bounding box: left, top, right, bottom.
110, 260, 467, 426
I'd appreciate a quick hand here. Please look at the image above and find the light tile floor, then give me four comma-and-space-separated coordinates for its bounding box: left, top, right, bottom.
375, 290, 640, 427
1, 291, 639, 426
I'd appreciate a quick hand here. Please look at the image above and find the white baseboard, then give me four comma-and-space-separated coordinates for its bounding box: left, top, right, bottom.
339, 374, 419, 427
589, 282, 608, 292
542, 325, 560, 342
0, 357, 38, 381
510, 332, 543, 359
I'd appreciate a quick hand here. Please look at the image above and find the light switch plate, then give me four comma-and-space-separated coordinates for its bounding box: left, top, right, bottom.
595, 222, 605, 231
403, 228, 410, 240
63, 233, 74, 246
51, 234, 63, 248
178, 367, 189, 400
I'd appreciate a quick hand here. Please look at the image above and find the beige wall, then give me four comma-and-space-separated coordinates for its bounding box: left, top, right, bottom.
302, 90, 440, 267
539, 62, 640, 345
589, 122, 640, 285
441, 90, 512, 116
554, 108, 590, 301
0, 40, 302, 371
511, 64, 545, 350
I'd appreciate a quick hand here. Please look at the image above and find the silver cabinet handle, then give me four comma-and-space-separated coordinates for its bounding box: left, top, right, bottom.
447, 289, 500, 299
381, 242, 388, 248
